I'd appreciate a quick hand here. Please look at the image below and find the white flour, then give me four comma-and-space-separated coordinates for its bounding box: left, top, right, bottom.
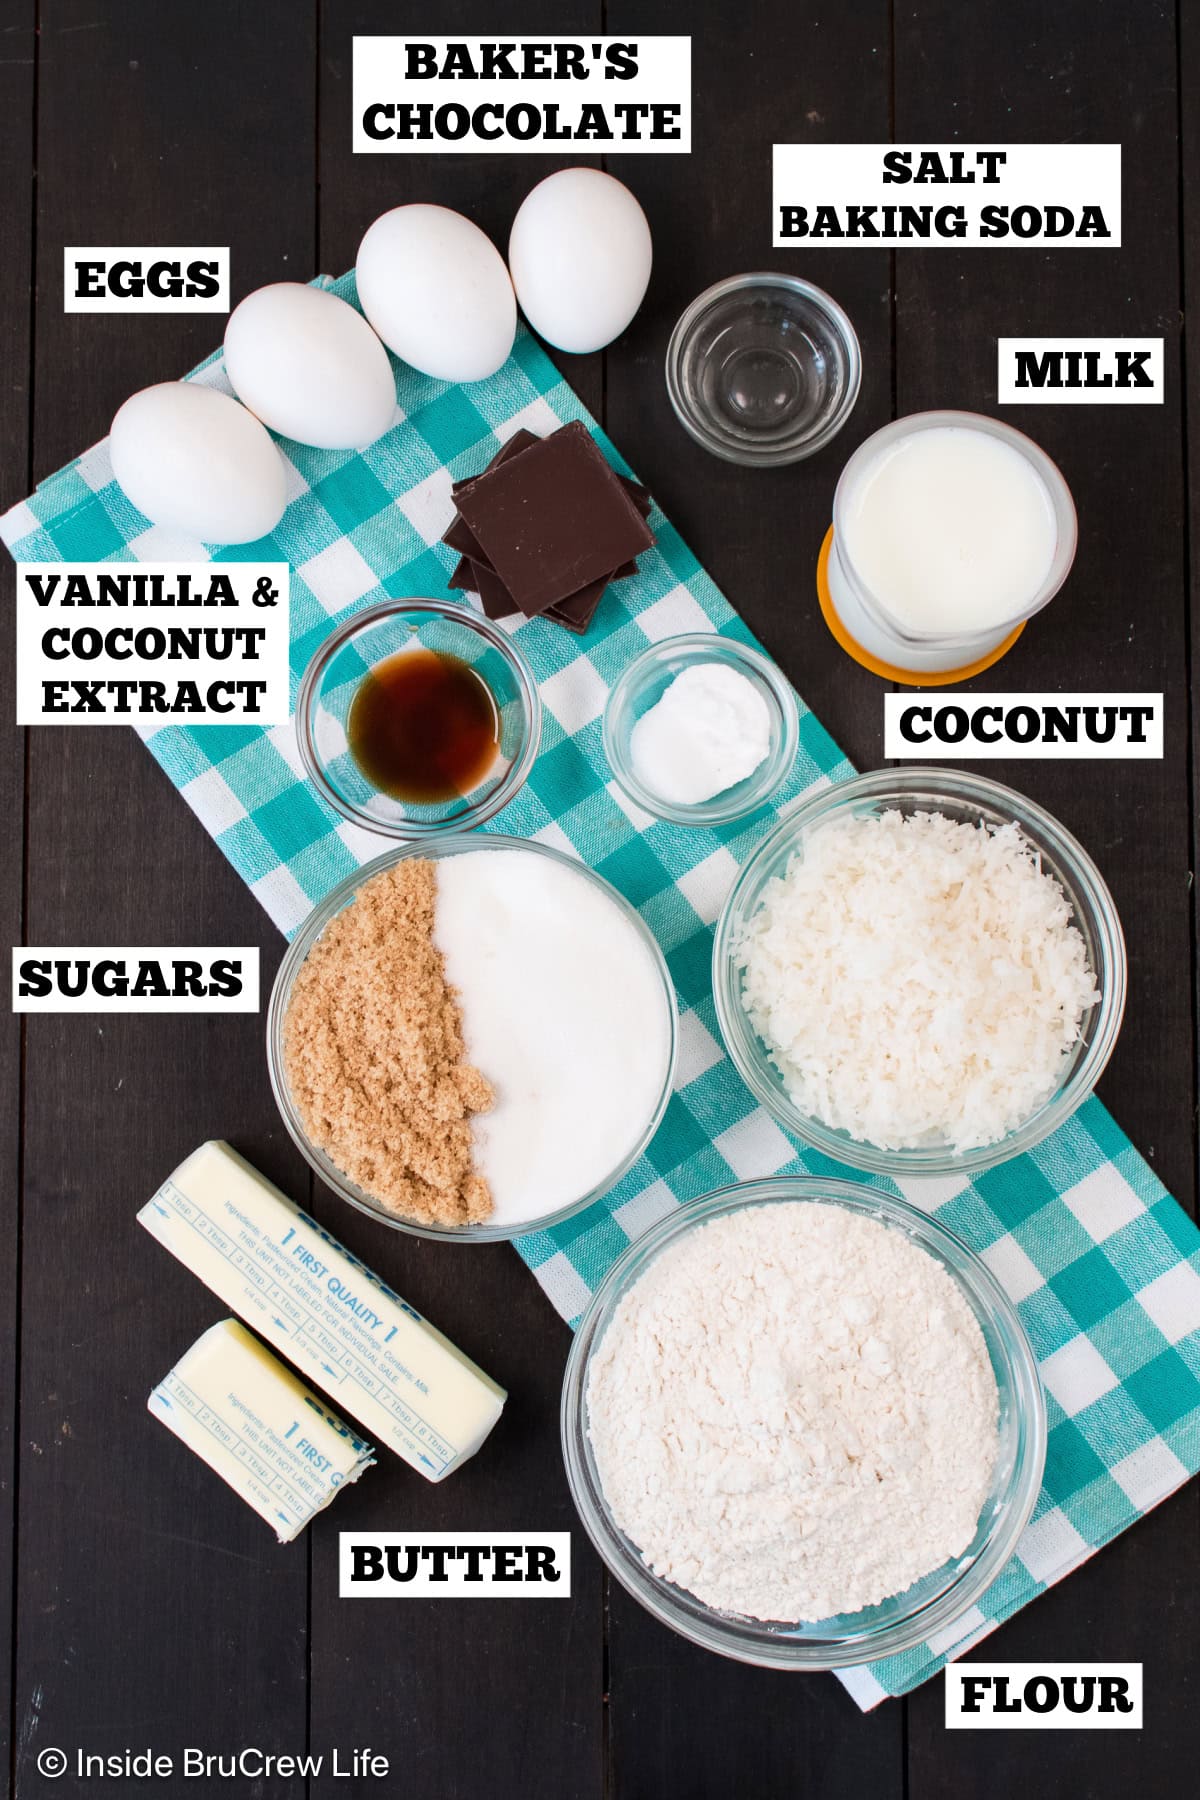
587, 1203, 999, 1622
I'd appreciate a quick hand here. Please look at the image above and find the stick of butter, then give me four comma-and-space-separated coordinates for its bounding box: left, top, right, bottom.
138, 1141, 506, 1480
149, 1319, 374, 1543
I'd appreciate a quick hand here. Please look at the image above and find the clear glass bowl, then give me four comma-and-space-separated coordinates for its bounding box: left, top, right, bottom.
295, 599, 541, 839
713, 768, 1126, 1177
602, 634, 800, 827
267, 835, 679, 1243
562, 1178, 1047, 1669
666, 273, 861, 466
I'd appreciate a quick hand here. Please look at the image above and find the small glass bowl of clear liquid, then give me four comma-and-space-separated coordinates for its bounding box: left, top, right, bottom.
666, 273, 861, 466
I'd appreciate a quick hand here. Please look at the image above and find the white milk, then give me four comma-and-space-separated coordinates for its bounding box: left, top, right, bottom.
840, 425, 1058, 636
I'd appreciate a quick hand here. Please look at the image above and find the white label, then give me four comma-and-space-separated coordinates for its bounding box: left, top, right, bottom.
945, 1663, 1143, 1729
339, 1531, 572, 1597
998, 337, 1163, 404
15, 562, 290, 726
352, 36, 690, 152
772, 144, 1121, 246
12, 948, 260, 1014
64, 246, 230, 313
884, 692, 1162, 760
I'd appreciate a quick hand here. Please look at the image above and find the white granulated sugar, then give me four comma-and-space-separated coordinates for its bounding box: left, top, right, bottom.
738, 809, 1099, 1153
630, 662, 771, 806
587, 1204, 999, 1622
434, 849, 671, 1228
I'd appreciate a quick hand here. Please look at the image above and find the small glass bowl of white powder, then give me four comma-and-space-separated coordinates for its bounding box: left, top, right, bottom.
603, 634, 799, 826
563, 1179, 1046, 1670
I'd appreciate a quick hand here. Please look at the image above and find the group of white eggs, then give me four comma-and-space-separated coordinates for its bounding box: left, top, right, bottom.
109, 167, 652, 547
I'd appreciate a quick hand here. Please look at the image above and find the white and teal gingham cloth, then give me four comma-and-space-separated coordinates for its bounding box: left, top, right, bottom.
5, 273, 1200, 1708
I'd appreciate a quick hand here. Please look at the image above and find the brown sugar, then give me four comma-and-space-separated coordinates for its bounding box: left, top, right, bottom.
282, 858, 493, 1227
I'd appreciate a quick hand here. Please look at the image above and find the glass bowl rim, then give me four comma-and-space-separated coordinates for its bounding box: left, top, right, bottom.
266, 833, 680, 1243
712, 766, 1127, 1177
665, 271, 863, 467
294, 596, 543, 840
561, 1175, 1048, 1669
601, 632, 801, 826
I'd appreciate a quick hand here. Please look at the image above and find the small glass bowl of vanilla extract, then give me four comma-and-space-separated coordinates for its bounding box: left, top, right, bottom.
297, 600, 541, 838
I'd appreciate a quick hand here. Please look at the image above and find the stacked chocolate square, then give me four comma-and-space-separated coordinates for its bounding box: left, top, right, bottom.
444, 423, 654, 635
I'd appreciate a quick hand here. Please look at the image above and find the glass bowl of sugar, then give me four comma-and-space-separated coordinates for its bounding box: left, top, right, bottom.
562, 1178, 1046, 1670
267, 836, 678, 1243
603, 634, 800, 827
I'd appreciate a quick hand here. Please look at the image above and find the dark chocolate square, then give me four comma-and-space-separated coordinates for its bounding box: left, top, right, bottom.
450, 429, 539, 499
545, 578, 611, 634
463, 559, 520, 621
445, 433, 649, 576
453, 421, 654, 617
445, 430, 541, 565
443, 513, 490, 563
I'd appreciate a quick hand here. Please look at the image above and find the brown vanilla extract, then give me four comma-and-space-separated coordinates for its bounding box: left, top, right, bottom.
347, 647, 500, 803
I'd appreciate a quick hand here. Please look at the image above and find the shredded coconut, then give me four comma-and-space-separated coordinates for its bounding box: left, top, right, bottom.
587, 1203, 999, 1622
737, 809, 1099, 1152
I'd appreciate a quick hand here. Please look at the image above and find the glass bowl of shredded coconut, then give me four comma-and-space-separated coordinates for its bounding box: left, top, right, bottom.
563, 1179, 1046, 1669
713, 767, 1126, 1176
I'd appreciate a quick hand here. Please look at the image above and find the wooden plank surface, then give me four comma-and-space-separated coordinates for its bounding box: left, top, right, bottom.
12, 5, 317, 1796
0, 3, 1196, 1797
0, 4, 36, 1789
893, 1, 1200, 1793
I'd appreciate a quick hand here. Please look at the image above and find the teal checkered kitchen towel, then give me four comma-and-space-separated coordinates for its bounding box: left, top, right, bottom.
5, 273, 1199, 1708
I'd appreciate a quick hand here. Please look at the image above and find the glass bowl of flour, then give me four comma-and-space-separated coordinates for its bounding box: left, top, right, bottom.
562, 1178, 1046, 1669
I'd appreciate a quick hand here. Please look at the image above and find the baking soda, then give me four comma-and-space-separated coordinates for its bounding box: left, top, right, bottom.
435, 849, 672, 1228
630, 662, 771, 806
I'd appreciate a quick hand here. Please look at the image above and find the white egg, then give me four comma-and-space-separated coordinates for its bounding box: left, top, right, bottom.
109, 383, 288, 545
223, 282, 396, 449
355, 204, 516, 384
508, 169, 652, 355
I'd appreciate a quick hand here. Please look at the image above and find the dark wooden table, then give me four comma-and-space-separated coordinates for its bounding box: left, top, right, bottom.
1, 3, 1196, 1796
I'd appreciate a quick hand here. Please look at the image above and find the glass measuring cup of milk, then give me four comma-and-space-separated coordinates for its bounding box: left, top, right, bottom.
825, 411, 1077, 676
